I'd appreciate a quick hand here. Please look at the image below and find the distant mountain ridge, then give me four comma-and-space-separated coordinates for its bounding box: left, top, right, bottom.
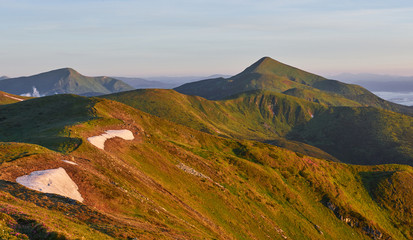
114, 76, 176, 89
113, 74, 232, 89
0, 68, 134, 97
175, 57, 413, 116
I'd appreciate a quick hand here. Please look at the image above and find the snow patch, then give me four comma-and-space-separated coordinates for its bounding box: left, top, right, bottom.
21, 86, 42, 97
87, 129, 134, 150
2, 93, 24, 102
62, 160, 78, 165
16, 167, 83, 202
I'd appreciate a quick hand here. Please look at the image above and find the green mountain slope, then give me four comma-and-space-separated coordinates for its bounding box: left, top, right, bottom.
0, 95, 412, 239
288, 107, 413, 166
0, 94, 96, 153
104, 89, 338, 161
175, 57, 413, 116
0, 68, 134, 97
105, 88, 413, 166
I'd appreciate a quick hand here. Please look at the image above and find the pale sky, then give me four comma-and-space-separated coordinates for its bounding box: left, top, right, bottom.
1, 0, 413, 78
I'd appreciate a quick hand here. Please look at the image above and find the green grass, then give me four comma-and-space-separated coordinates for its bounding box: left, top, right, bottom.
175, 56, 413, 116
0, 94, 97, 153
105, 88, 413, 166
289, 107, 413, 165
0, 95, 412, 239
103, 89, 340, 161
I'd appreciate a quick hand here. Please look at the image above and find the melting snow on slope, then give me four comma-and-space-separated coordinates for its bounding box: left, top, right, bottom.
87, 129, 134, 150
62, 160, 78, 165
21, 86, 42, 97
2, 93, 24, 102
16, 167, 83, 202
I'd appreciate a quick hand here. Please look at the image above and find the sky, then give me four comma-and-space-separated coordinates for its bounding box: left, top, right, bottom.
1, 0, 413, 78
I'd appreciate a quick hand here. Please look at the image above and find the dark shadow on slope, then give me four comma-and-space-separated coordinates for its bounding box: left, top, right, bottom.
0, 94, 97, 153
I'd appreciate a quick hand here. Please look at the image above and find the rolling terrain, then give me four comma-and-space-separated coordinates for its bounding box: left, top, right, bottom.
175, 57, 413, 116
1, 57, 413, 239
0, 94, 412, 239
104, 89, 338, 162
0, 68, 134, 97
105, 88, 413, 166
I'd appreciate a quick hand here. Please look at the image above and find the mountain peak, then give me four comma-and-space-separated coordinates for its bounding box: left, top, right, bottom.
0, 67, 134, 96
52, 67, 80, 76
239, 56, 295, 76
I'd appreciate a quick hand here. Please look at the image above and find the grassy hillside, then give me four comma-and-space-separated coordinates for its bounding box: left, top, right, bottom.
0, 91, 32, 105
0, 95, 412, 239
105, 89, 413, 166
175, 57, 413, 116
282, 88, 361, 107
289, 107, 413, 166
0, 68, 134, 96
104, 89, 339, 161
0, 95, 97, 153
104, 89, 323, 138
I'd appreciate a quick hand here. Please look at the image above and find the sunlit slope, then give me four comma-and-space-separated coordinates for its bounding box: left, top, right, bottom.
105, 88, 413, 166
0, 95, 412, 239
104, 89, 323, 138
104, 89, 338, 161
175, 57, 413, 116
0, 91, 32, 105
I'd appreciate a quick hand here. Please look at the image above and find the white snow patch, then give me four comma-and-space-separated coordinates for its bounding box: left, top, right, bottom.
21, 86, 42, 97
2, 93, 24, 102
16, 167, 83, 202
62, 160, 78, 165
87, 129, 134, 150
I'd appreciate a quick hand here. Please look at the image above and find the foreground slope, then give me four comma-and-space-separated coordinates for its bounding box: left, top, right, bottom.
175, 57, 413, 116
0, 95, 412, 239
0, 68, 134, 97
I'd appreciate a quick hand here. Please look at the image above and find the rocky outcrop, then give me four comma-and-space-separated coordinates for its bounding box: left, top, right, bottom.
322, 196, 391, 240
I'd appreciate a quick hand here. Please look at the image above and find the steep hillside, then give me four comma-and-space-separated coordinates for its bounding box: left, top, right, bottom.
0, 68, 134, 97
175, 57, 413, 116
104, 89, 338, 161
0, 95, 412, 239
289, 107, 413, 166
104, 89, 323, 138
0, 91, 32, 105
282, 88, 361, 107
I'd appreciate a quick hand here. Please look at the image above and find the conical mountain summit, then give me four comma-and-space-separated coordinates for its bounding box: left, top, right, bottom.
0, 68, 134, 97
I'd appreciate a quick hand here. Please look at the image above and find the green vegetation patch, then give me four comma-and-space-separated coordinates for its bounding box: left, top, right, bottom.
289, 107, 413, 165
0, 94, 97, 153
